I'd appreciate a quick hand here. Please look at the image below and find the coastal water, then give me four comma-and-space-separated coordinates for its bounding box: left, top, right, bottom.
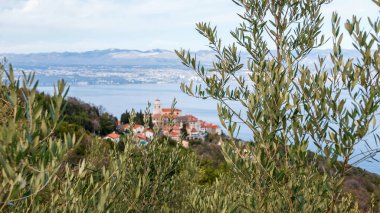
38, 83, 379, 174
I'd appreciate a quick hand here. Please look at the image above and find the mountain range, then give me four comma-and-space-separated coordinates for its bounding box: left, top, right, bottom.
0, 48, 359, 67
0, 49, 217, 67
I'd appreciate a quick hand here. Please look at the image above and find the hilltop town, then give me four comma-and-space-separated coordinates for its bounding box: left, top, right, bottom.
104, 99, 222, 145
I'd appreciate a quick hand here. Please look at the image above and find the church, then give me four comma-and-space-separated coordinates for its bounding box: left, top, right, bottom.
152, 99, 182, 125
151, 99, 222, 141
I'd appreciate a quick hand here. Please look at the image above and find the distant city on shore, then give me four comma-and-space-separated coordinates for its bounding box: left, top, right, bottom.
1, 49, 359, 86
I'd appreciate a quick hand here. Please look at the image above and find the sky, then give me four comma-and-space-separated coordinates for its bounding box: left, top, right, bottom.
0, 0, 378, 53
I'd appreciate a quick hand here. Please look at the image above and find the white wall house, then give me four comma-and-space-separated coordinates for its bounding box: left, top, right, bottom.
123, 124, 145, 134
104, 132, 120, 143
144, 129, 154, 140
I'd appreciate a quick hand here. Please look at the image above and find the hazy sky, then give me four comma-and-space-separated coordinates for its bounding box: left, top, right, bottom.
0, 0, 378, 53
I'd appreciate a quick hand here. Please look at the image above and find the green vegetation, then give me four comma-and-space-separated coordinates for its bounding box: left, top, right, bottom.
180, 123, 188, 139
176, 0, 380, 211
121, 109, 154, 128
1, 0, 380, 212
34, 91, 117, 137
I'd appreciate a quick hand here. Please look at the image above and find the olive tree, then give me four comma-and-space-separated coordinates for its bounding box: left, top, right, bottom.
177, 0, 380, 211
0, 62, 77, 211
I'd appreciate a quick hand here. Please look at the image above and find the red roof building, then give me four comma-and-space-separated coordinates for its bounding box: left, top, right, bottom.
201, 123, 219, 129
137, 133, 147, 140
169, 132, 180, 141
169, 132, 180, 137
106, 132, 120, 139
172, 125, 182, 131
105, 132, 121, 142
177, 115, 198, 123
162, 114, 179, 119
161, 108, 182, 113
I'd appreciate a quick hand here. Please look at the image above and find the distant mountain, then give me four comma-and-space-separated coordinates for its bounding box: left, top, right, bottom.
0, 49, 218, 67
0, 48, 360, 68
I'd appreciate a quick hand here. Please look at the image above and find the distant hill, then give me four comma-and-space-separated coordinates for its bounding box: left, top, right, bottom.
0, 48, 359, 67
0, 49, 218, 67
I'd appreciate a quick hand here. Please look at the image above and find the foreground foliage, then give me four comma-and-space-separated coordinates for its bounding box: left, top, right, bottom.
0, 65, 194, 211
0, 60, 379, 212
1, 0, 380, 212
176, 0, 380, 211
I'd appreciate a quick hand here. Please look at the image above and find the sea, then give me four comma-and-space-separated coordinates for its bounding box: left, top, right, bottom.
38, 83, 380, 174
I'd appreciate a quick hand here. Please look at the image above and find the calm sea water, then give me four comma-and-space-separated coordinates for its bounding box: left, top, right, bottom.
38, 84, 380, 174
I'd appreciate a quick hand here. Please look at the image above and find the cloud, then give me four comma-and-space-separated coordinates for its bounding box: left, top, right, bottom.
0, 0, 238, 30
0, 0, 240, 53
0, 0, 378, 53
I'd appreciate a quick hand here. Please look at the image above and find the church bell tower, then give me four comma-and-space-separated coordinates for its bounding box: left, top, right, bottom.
153, 99, 161, 115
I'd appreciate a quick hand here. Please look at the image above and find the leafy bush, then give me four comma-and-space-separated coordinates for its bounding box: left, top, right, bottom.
0, 63, 76, 211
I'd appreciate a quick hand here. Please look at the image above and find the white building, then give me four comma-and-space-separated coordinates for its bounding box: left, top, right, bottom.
104, 132, 120, 143
144, 129, 154, 140
123, 124, 145, 134
201, 122, 222, 135
152, 99, 182, 125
